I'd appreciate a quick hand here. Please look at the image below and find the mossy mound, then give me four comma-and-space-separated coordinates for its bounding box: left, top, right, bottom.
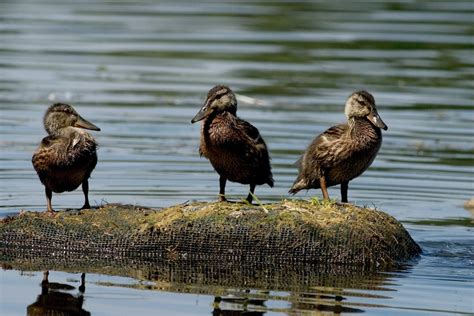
0, 200, 421, 270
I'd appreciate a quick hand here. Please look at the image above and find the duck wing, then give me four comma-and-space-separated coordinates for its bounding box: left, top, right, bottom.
306, 123, 349, 169
231, 116, 270, 159
209, 114, 273, 186
32, 132, 97, 171
290, 123, 349, 193
234, 117, 274, 186
32, 135, 63, 171
294, 123, 349, 173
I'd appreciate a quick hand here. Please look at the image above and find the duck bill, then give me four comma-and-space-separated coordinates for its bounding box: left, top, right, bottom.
367, 111, 387, 131
74, 116, 101, 131
191, 104, 213, 123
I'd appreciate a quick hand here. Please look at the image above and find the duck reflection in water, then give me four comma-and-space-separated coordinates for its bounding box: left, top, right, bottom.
212, 291, 364, 315
27, 271, 90, 316
290, 291, 364, 315
212, 295, 266, 316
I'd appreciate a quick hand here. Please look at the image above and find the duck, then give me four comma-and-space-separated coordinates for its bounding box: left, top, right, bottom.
289, 90, 387, 202
191, 85, 274, 203
32, 103, 100, 212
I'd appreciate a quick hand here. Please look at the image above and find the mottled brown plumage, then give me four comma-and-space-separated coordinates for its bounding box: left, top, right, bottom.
191, 85, 273, 203
289, 91, 387, 202
32, 103, 100, 212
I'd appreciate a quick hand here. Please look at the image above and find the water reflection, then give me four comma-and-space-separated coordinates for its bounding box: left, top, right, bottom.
27, 271, 89, 316
213, 291, 366, 315
2, 254, 403, 314
213, 295, 266, 316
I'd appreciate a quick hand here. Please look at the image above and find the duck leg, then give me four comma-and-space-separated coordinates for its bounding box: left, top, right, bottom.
41, 271, 50, 295
319, 176, 330, 200
43, 270, 49, 283
81, 180, 90, 209
219, 176, 227, 202
341, 181, 349, 203
79, 273, 86, 294
246, 183, 256, 204
45, 187, 54, 213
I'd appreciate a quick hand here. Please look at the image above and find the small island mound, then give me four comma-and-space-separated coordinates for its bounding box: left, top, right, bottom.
0, 200, 420, 271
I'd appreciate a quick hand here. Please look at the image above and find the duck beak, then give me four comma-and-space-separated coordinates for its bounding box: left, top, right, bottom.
191, 102, 213, 123
74, 115, 101, 131
367, 110, 387, 131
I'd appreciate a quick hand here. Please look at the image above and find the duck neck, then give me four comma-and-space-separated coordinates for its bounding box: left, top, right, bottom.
47, 125, 76, 137
203, 111, 233, 126
46, 126, 65, 137
201, 111, 235, 145
45, 123, 63, 136
348, 117, 381, 142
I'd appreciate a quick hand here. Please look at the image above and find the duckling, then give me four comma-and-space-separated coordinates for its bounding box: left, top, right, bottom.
289, 91, 387, 202
32, 103, 100, 212
191, 85, 274, 203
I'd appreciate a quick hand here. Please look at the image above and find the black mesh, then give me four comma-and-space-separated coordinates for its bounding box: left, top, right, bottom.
0, 201, 421, 272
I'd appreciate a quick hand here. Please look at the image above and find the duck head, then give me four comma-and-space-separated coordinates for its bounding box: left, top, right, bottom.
345, 91, 387, 130
43, 103, 101, 135
191, 85, 237, 123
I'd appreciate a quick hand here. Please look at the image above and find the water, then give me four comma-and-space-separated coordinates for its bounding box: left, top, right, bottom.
0, 0, 473, 314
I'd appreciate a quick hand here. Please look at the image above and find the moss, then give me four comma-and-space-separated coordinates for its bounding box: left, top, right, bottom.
1, 200, 406, 239
0, 200, 421, 269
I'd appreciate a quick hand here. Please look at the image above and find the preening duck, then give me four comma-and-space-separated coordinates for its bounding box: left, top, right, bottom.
32, 103, 100, 212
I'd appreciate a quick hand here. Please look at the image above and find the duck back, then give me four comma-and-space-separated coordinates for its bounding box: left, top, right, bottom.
291, 118, 381, 191
200, 112, 273, 186
327, 119, 382, 185
32, 128, 98, 193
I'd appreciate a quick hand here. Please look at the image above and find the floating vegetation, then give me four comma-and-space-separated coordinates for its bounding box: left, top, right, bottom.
0, 200, 421, 271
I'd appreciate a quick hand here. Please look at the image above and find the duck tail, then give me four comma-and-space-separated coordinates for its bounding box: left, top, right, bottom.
288, 179, 305, 195
267, 177, 274, 188
288, 186, 299, 195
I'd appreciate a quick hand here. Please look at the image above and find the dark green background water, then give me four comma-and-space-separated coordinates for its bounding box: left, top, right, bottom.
0, 0, 473, 315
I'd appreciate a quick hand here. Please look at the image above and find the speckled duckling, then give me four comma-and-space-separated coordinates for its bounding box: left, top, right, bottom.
32, 103, 100, 212
289, 91, 387, 202
191, 85, 274, 203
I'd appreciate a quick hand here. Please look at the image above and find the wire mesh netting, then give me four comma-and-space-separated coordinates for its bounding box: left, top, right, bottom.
0, 200, 421, 271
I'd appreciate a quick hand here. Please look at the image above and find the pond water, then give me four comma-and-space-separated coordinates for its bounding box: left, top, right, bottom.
0, 0, 473, 315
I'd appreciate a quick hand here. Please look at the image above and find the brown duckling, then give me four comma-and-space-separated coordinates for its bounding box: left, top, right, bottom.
289, 91, 387, 202
191, 85, 274, 203
32, 103, 100, 212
